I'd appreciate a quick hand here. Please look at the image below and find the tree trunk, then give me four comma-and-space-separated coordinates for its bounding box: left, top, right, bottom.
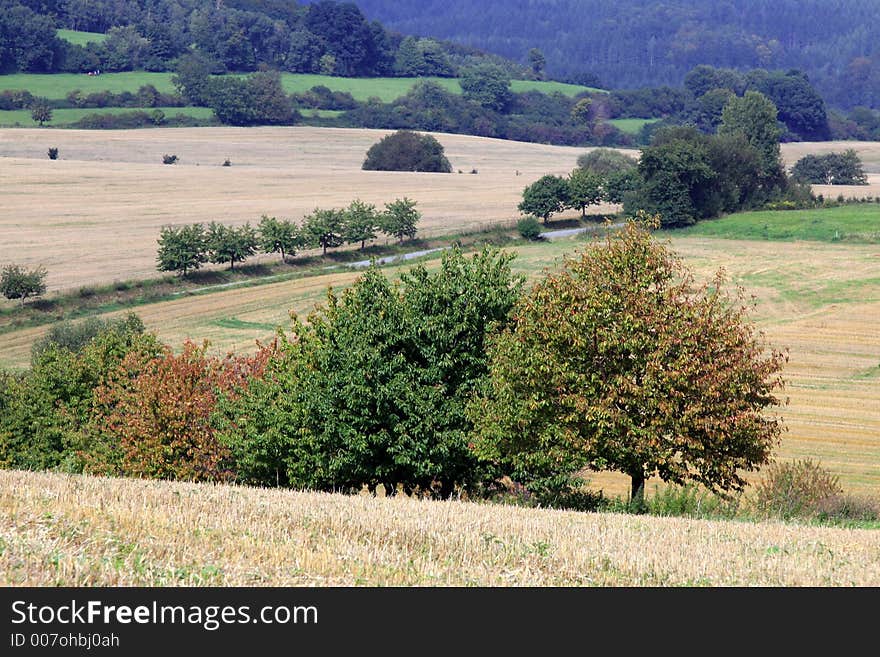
630, 471, 646, 508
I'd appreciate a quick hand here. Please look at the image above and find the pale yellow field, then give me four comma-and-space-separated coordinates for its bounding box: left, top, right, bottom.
2, 469, 878, 586
0, 127, 621, 293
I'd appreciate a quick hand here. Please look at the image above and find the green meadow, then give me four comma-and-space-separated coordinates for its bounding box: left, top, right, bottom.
676, 204, 880, 243
56, 28, 108, 46
0, 106, 215, 127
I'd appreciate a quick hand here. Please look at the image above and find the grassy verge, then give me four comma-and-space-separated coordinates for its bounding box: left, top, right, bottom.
673, 203, 880, 243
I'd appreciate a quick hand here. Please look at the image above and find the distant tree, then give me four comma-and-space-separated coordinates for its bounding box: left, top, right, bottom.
1, 264, 47, 305
258, 215, 300, 262
30, 99, 52, 126
342, 199, 379, 250
171, 52, 213, 105
380, 197, 421, 243
459, 64, 513, 112
469, 216, 788, 506
362, 130, 452, 173
791, 150, 868, 185
569, 97, 593, 125
207, 222, 258, 270
718, 91, 786, 189
156, 223, 208, 277
576, 148, 638, 175
518, 174, 570, 223
302, 208, 345, 255
206, 71, 298, 127
528, 48, 546, 79
567, 168, 604, 217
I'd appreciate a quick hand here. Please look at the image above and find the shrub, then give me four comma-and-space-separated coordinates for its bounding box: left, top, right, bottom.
517, 216, 543, 240
162, 154, 179, 165
222, 158, 231, 167
751, 458, 842, 520
362, 130, 452, 173
815, 493, 880, 524
647, 483, 741, 519
47, 147, 58, 160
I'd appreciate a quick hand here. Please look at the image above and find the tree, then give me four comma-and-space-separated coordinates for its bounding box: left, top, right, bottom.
569, 97, 593, 125
380, 197, 421, 243
576, 148, 638, 176
567, 168, 604, 217
362, 130, 452, 173
30, 99, 52, 126
301, 208, 345, 255
459, 63, 512, 112
207, 222, 258, 270
1, 263, 47, 305
206, 71, 298, 127
171, 52, 212, 105
469, 216, 788, 505
258, 215, 300, 262
718, 91, 786, 190
791, 150, 868, 185
214, 247, 523, 496
528, 48, 546, 79
156, 223, 208, 277
518, 174, 570, 224
342, 199, 379, 250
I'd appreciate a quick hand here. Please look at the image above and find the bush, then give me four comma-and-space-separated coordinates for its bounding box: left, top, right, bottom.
162, 154, 178, 165
751, 458, 842, 520
647, 483, 741, 519
517, 216, 543, 240
47, 147, 58, 160
1, 264, 47, 305
362, 130, 452, 173
222, 158, 231, 167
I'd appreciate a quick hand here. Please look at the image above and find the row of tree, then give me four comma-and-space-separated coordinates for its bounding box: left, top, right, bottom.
157, 198, 422, 276
0, 223, 787, 509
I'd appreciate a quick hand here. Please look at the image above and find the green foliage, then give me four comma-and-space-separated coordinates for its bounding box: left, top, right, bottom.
751, 458, 843, 520
0, 314, 159, 472
379, 197, 421, 243
301, 208, 345, 255
1, 263, 47, 305
206, 70, 298, 127
342, 199, 379, 249
30, 98, 52, 126
567, 168, 604, 217
362, 130, 452, 173
469, 217, 788, 504
207, 222, 258, 270
517, 174, 570, 223
258, 215, 300, 262
791, 150, 868, 185
516, 216, 543, 241
459, 63, 513, 112
31, 314, 146, 363
576, 148, 638, 175
214, 247, 523, 496
156, 223, 208, 276
646, 484, 742, 519
718, 91, 786, 188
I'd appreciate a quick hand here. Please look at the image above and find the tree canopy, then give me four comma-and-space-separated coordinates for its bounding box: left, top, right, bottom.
362, 130, 453, 173
469, 216, 788, 504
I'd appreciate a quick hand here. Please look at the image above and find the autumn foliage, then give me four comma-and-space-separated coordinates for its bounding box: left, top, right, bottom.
83, 340, 273, 482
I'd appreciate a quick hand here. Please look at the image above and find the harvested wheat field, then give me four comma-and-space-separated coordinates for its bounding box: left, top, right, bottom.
1, 469, 877, 586
0, 127, 621, 293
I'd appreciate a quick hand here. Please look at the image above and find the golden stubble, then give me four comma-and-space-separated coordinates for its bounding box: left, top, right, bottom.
1, 470, 878, 586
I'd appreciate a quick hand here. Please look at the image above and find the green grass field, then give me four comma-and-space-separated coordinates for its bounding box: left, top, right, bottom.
0, 106, 214, 127
0, 72, 598, 103
607, 118, 659, 135
56, 28, 108, 46
675, 204, 880, 243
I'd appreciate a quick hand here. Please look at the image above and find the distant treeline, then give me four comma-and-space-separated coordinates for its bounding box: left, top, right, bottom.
351, 0, 880, 110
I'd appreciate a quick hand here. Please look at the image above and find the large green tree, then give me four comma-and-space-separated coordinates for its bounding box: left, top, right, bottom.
214, 247, 523, 496
380, 197, 421, 243
156, 223, 208, 277
718, 91, 786, 190
301, 208, 345, 255
258, 215, 301, 262
0, 263, 47, 305
469, 217, 787, 505
518, 174, 570, 224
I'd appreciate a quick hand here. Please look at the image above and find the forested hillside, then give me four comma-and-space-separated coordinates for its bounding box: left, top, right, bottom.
348, 0, 880, 108
0, 0, 523, 78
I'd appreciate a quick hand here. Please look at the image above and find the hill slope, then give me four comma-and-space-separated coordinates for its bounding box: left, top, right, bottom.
350, 0, 880, 108
2, 469, 878, 585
